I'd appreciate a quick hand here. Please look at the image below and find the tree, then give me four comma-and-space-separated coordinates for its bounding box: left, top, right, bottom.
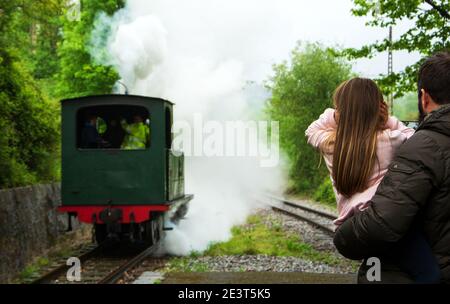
392, 92, 420, 120
29, 6, 64, 81
0, 1, 61, 188
0, 0, 125, 188
346, 0, 450, 97
266, 43, 352, 194
56, 0, 124, 99
6, 0, 65, 99
0, 0, 63, 71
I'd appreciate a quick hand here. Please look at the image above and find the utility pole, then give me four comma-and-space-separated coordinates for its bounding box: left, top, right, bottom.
388, 26, 394, 115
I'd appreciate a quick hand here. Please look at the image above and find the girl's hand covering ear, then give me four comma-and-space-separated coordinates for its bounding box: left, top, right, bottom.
334, 110, 339, 124
379, 101, 389, 129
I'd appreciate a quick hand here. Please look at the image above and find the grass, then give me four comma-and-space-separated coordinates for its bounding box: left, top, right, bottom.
18, 257, 50, 281
165, 258, 211, 272
13, 226, 91, 283
205, 215, 341, 265
165, 214, 343, 272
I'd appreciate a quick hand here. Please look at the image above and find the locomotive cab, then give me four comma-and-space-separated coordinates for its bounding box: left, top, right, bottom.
58, 95, 192, 244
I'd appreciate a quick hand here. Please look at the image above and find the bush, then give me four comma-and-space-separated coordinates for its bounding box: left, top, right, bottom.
0, 50, 59, 188
313, 177, 336, 207
266, 42, 352, 195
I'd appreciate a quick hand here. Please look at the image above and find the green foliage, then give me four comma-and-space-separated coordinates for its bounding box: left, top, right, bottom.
165, 214, 343, 272
18, 257, 49, 281
56, 0, 124, 98
0, 0, 63, 82
393, 92, 420, 120
19, 264, 40, 281
346, 0, 450, 97
0, 50, 60, 188
165, 258, 211, 273
266, 42, 352, 194
0, 0, 126, 188
313, 177, 337, 207
0, 1, 60, 188
29, 12, 63, 81
204, 215, 341, 265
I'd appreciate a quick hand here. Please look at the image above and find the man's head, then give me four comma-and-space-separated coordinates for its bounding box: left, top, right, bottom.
418, 52, 450, 122
86, 114, 97, 125
133, 114, 143, 123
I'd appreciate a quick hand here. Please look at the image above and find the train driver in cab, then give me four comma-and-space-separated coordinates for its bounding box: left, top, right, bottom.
81, 114, 109, 149
102, 117, 126, 149
121, 114, 150, 150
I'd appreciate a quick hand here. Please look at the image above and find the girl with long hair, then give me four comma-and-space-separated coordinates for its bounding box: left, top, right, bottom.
306, 78, 440, 283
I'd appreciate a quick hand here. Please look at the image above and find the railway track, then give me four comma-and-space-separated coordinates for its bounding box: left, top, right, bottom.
31, 242, 161, 284
265, 195, 336, 236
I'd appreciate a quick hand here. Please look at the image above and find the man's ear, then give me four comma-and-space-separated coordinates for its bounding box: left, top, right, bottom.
421, 89, 430, 111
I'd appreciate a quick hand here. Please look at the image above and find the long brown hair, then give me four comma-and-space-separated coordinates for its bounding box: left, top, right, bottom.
331, 78, 387, 197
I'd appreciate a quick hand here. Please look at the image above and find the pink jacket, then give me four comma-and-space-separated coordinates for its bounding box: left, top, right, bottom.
305, 108, 415, 226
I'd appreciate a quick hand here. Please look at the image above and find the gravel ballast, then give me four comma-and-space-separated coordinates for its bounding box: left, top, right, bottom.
181, 254, 355, 274
127, 206, 359, 283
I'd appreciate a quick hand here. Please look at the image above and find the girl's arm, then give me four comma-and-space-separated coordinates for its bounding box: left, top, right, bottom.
385, 116, 415, 140
305, 108, 337, 150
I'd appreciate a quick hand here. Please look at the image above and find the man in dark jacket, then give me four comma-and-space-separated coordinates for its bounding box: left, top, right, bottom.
81, 115, 109, 149
333, 52, 450, 284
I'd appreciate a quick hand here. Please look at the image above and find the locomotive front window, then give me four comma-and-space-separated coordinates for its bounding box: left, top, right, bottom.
77, 105, 150, 150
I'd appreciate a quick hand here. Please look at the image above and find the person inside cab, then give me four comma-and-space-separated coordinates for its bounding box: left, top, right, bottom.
81, 114, 109, 149
102, 117, 126, 149
121, 114, 150, 150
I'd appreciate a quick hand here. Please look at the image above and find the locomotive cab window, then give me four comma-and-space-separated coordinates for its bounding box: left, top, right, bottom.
77, 105, 150, 150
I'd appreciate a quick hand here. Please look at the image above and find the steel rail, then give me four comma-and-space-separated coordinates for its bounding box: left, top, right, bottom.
271, 205, 335, 236
32, 242, 160, 284
97, 242, 160, 284
31, 245, 102, 284
265, 195, 336, 236
267, 195, 336, 220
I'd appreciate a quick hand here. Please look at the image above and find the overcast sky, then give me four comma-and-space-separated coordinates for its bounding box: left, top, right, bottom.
226, 0, 421, 82
121, 0, 422, 83
260, 0, 421, 80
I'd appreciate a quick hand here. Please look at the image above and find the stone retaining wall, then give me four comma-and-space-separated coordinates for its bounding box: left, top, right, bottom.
0, 183, 81, 283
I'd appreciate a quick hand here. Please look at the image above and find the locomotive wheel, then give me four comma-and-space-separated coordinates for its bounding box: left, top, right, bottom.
151, 219, 159, 245
156, 214, 164, 240
142, 220, 156, 245
151, 214, 164, 244
94, 223, 107, 244
142, 213, 164, 245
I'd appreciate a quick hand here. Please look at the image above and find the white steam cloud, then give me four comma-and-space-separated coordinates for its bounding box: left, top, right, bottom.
89, 0, 287, 255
